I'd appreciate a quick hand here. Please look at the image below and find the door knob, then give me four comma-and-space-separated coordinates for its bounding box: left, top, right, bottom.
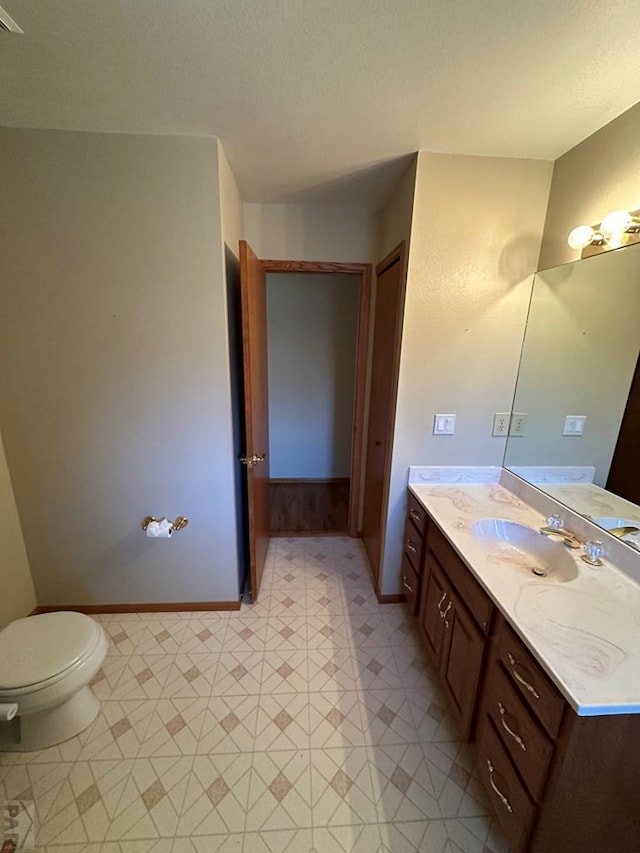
240, 453, 266, 468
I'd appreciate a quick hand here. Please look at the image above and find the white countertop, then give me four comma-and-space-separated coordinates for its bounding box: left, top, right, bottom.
409, 480, 640, 716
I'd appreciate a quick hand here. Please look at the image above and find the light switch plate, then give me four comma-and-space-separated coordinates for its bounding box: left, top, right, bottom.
433, 414, 456, 435
563, 415, 586, 436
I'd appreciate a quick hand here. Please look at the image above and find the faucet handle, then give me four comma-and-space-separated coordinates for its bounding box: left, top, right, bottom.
546, 514, 564, 530
582, 540, 604, 567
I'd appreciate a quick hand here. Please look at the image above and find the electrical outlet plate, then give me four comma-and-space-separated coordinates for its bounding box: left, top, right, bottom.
492, 412, 510, 436
509, 413, 528, 436
433, 414, 456, 435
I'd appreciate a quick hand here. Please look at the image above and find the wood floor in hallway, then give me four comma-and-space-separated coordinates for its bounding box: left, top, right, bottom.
269, 478, 350, 535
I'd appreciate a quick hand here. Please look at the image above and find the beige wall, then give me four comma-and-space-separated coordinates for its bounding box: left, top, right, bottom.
243, 203, 376, 262
540, 101, 640, 269
218, 142, 244, 258
380, 152, 553, 594
0, 431, 36, 628
0, 129, 239, 605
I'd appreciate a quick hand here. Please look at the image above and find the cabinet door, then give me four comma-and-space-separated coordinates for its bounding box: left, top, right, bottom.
441, 588, 486, 738
420, 557, 448, 664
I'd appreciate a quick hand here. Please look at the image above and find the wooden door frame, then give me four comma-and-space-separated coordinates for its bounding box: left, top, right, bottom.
261, 258, 372, 537
368, 242, 407, 594
239, 240, 271, 602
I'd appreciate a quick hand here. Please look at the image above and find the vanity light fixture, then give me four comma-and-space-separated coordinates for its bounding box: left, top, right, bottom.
567, 225, 604, 250
567, 208, 640, 255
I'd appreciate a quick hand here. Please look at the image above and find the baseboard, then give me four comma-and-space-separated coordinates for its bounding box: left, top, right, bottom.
360, 551, 403, 605
269, 478, 350, 484
31, 601, 241, 615
270, 531, 349, 538
375, 592, 406, 604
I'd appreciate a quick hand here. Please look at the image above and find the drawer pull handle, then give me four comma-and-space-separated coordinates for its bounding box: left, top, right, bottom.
442, 600, 452, 627
498, 701, 527, 752
437, 591, 447, 615
409, 508, 422, 523
406, 539, 417, 554
486, 759, 513, 813
402, 577, 414, 594
507, 653, 541, 700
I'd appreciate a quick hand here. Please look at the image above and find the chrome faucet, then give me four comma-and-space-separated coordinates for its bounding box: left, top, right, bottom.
539, 514, 581, 549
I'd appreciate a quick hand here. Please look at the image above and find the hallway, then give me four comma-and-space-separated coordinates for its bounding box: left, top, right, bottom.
269, 481, 350, 534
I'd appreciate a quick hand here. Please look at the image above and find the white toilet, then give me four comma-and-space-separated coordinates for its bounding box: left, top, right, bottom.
0, 611, 108, 751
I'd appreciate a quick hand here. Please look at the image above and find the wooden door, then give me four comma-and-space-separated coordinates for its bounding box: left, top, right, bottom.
606, 352, 640, 505
361, 244, 406, 587
441, 589, 486, 739
239, 240, 270, 601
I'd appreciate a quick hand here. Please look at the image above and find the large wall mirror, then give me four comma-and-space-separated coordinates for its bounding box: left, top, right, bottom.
504, 241, 640, 551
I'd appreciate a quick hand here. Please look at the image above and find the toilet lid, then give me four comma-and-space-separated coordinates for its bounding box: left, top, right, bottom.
0, 612, 102, 688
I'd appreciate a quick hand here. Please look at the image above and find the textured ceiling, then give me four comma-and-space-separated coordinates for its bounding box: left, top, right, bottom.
2, 0, 640, 207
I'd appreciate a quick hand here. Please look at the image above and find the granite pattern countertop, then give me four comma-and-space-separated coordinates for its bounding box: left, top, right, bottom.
409, 481, 640, 716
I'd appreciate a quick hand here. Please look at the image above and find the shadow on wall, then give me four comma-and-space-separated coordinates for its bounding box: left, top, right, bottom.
274, 154, 416, 209
498, 233, 547, 287
225, 245, 249, 597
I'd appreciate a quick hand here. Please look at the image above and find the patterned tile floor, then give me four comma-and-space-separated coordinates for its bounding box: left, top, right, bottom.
0, 537, 511, 852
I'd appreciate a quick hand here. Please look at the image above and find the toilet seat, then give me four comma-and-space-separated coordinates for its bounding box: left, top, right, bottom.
0, 612, 103, 690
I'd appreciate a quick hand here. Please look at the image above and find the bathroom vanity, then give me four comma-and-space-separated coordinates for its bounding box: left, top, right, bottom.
403, 477, 640, 853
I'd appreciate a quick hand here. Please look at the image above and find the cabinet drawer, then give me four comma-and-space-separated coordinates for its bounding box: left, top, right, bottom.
407, 491, 428, 537
428, 523, 493, 634
477, 716, 536, 852
496, 622, 565, 740
403, 516, 423, 574
400, 553, 420, 616
484, 663, 554, 801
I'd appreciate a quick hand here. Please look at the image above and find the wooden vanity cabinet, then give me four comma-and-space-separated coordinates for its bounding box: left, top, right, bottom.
477, 614, 640, 853
400, 491, 429, 615
406, 499, 640, 852
418, 520, 493, 740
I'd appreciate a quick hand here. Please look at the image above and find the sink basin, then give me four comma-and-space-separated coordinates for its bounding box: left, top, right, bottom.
472, 519, 579, 583
593, 517, 640, 548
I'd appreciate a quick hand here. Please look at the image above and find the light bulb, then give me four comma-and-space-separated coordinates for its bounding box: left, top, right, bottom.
567, 225, 595, 250
600, 210, 632, 237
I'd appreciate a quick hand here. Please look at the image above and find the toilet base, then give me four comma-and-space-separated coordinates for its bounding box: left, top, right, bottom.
0, 686, 100, 752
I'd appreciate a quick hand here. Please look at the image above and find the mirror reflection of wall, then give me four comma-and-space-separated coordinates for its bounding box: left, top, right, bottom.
504, 241, 640, 547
